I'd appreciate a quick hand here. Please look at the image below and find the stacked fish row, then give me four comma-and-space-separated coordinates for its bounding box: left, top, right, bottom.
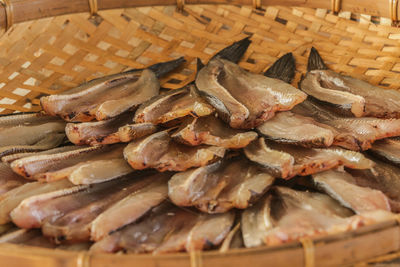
0, 37, 399, 253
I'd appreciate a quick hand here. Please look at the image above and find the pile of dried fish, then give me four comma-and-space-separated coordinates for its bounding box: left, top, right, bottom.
0, 37, 399, 254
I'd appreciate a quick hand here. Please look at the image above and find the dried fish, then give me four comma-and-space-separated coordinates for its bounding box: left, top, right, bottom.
301, 47, 400, 118
124, 130, 225, 172
257, 111, 334, 148
117, 123, 158, 143
0, 163, 27, 196
195, 54, 306, 129
65, 112, 135, 145
312, 169, 390, 213
91, 173, 170, 241
10, 145, 132, 184
172, 115, 258, 148
134, 85, 214, 125
244, 138, 374, 179
168, 157, 274, 213
41, 58, 185, 122
368, 138, 400, 166
90, 202, 234, 253
0, 179, 74, 224
293, 100, 400, 151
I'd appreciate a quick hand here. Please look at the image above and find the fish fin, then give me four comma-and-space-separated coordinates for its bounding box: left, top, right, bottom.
307, 47, 328, 71
264, 53, 296, 84
148, 57, 186, 78
196, 58, 205, 72
211, 36, 252, 63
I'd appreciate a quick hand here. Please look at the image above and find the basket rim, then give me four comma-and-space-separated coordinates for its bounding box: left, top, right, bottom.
0, 0, 397, 31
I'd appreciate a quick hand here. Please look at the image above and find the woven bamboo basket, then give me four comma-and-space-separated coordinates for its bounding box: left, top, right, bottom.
1, 0, 400, 266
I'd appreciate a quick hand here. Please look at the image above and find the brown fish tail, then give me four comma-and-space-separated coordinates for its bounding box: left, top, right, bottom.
307, 47, 328, 71
264, 52, 296, 84
211, 36, 252, 63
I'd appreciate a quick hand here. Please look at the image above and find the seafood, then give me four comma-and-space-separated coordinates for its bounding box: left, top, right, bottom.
300, 47, 400, 118
65, 112, 136, 145
10, 145, 132, 184
172, 115, 258, 148
369, 138, 400, 166
90, 202, 234, 253
0, 179, 74, 224
312, 169, 390, 213
0, 163, 27, 196
40, 58, 185, 122
293, 100, 400, 151
124, 130, 225, 172
195, 54, 306, 129
168, 157, 274, 213
244, 138, 374, 179
257, 111, 334, 148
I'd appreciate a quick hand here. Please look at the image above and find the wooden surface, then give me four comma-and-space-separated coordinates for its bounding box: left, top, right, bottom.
0, 0, 395, 31
0, 219, 398, 267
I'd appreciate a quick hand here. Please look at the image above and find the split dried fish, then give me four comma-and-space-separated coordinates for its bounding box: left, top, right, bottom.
244, 138, 374, 179
368, 138, 400, 166
195, 54, 306, 129
301, 47, 400, 118
312, 169, 390, 213
257, 111, 334, 148
293, 100, 400, 151
124, 130, 225, 172
172, 115, 258, 148
90, 202, 234, 253
0, 163, 27, 196
41, 58, 185, 122
168, 157, 274, 213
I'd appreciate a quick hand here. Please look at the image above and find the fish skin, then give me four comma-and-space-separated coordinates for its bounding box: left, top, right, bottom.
0, 163, 28, 197
257, 111, 334, 148
172, 115, 258, 149
244, 138, 374, 179
312, 169, 391, 213
123, 130, 225, 172
118, 123, 158, 143
195, 57, 306, 129
302, 47, 400, 118
168, 157, 274, 213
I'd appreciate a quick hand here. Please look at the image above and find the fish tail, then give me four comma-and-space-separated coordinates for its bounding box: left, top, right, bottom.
196, 58, 205, 72
307, 47, 328, 71
211, 36, 252, 63
148, 57, 186, 78
264, 52, 296, 84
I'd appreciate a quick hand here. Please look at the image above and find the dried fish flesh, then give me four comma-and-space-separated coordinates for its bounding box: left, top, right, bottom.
134, 85, 214, 125
40, 58, 185, 122
65, 112, 135, 145
0, 179, 74, 224
90, 202, 234, 253
293, 100, 400, 151
124, 130, 225, 172
244, 138, 374, 179
257, 111, 334, 148
312, 169, 390, 213
168, 157, 274, 213
91, 173, 170, 241
172, 115, 258, 148
301, 47, 400, 118
195, 54, 306, 129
